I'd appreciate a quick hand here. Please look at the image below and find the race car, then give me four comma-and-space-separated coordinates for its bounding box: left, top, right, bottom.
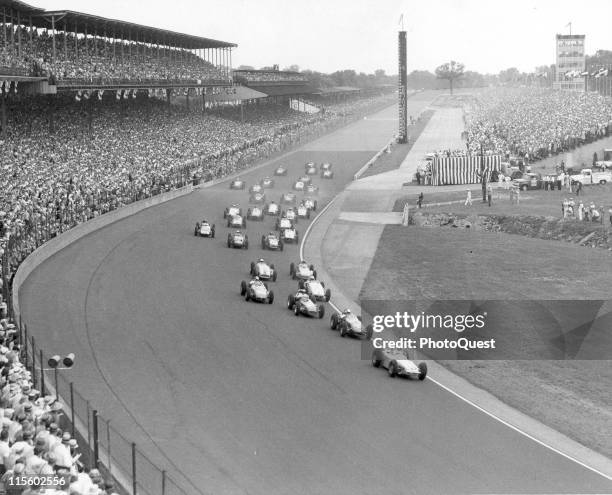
194, 220, 215, 238
287, 290, 325, 318
289, 261, 316, 280
260, 177, 275, 188
321, 169, 334, 179
280, 192, 297, 205
330, 310, 371, 339
265, 201, 281, 216
261, 232, 284, 251
227, 230, 249, 249
296, 203, 311, 219
223, 204, 242, 219
302, 198, 318, 211
321, 162, 332, 171
282, 207, 298, 223
240, 278, 274, 304
304, 161, 316, 170
250, 259, 277, 281
371, 348, 428, 380
305, 184, 319, 195
249, 192, 266, 204
299, 277, 330, 302
280, 226, 299, 244
246, 206, 264, 221
229, 178, 246, 190
292, 179, 305, 191
274, 165, 288, 176
227, 213, 246, 228
298, 175, 312, 185
249, 183, 264, 194
275, 216, 294, 231
305, 163, 318, 175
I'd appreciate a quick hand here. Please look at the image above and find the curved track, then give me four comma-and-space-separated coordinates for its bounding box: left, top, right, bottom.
20, 97, 612, 494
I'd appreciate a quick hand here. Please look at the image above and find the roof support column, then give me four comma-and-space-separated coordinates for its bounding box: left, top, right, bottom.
74, 18, 78, 61
51, 15, 56, 65
84, 24, 87, 55
10, 9, 14, 56
16, 11, 21, 58
2, 8, 6, 51
63, 20, 68, 59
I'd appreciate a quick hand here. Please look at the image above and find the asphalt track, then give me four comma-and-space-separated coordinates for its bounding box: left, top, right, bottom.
19, 95, 612, 495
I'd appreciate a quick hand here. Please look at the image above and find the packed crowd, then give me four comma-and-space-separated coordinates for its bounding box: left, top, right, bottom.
465, 88, 612, 162
561, 197, 607, 222
233, 71, 308, 83
0, 316, 119, 495
1, 26, 229, 83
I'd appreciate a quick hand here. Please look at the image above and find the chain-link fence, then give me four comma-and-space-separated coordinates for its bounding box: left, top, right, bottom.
0, 95, 397, 495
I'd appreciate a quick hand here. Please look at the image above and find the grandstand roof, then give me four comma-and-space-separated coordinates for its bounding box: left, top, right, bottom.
0, 0, 236, 49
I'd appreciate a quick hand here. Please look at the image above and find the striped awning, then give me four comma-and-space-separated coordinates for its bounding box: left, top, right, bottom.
431, 155, 501, 186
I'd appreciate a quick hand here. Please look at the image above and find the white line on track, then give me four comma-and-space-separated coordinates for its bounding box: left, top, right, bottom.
299, 162, 612, 484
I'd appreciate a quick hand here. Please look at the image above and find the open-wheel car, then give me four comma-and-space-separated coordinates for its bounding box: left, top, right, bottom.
261, 232, 284, 251
287, 290, 325, 318
194, 220, 215, 238
240, 278, 274, 304
227, 230, 249, 249
371, 348, 428, 380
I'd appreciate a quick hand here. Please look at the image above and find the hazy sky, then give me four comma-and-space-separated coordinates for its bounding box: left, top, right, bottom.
28, 0, 612, 75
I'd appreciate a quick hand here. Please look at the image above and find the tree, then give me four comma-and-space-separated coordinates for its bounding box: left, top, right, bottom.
283, 64, 300, 72
435, 61, 465, 95
236, 65, 254, 70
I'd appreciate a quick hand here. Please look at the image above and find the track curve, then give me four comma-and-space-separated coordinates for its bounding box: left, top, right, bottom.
20, 97, 612, 494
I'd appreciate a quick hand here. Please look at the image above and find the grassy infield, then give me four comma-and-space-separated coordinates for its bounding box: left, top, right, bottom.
362, 147, 612, 458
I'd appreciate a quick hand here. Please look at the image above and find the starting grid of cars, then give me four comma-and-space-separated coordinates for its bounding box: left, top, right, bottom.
193, 161, 427, 382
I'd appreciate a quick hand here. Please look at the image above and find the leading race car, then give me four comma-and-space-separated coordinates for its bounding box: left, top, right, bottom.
296, 203, 311, 219
260, 177, 275, 188
229, 178, 246, 190
298, 277, 330, 302
227, 230, 249, 249
261, 231, 284, 251
249, 183, 264, 194
287, 290, 325, 318
194, 220, 215, 238
280, 226, 299, 244
305, 163, 318, 175
227, 213, 246, 228
275, 216, 294, 231
330, 309, 371, 339
249, 192, 266, 204
250, 258, 277, 281
289, 260, 317, 280
240, 278, 274, 304
280, 193, 297, 205
371, 349, 428, 380
274, 166, 288, 176
246, 206, 264, 221
265, 201, 281, 216
223, 204, 242, 219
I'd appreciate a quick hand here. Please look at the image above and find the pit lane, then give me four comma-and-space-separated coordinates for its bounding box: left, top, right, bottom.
18, 96, 612, 494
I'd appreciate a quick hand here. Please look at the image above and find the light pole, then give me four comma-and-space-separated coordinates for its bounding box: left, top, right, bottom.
46, 353, 75, 400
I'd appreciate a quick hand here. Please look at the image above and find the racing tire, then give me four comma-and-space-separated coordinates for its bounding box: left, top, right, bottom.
313, 270, 317, 280
227, 236, 231, 248
272, 271, 277, 282
294, 305, 300, 316
243, 219, 247, 228
268, 291, 274, 304
211, 228, 215, 238
298, 280, 305, 290
388, 362, 397, 378
250, 262, 256, 276
339, 324, 347, 337
244, 240, 249, 250
309, 264, 315, 271
290, 262, 295, 277
194, 228, 198, 236
280, 241, 284, 252
245, 291, 251, 302
247, 209, 252, 218
318, 305, 325, 319
600, 180, 607, 185
307, 211, 311, 219
240, 280, 247, 296
418, 362, 428, 381
324, 289, 331, 302
227, 220, 230, 227
371, 353, 381, 368
223, 211, 227, 219
330, 315, 337, 330
287, 295, 295, 310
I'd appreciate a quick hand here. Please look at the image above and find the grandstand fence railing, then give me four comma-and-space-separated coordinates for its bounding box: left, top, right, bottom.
0, 93, 397, 495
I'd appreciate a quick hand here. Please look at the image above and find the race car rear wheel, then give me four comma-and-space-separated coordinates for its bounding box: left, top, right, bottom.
325, 289, 331, 302
294, 305, 300, 316
240, 281, 247, 296
388, 362, 397, 378
272, 271, 277, 282
318, 305, 325, 319
371, 353, 381, 368
287, 295, 295, 310
339, 324, 346, 337
365, 324, 373, 340
330, 315, 337, 330
418, 363, 428, 381
268, 291, 274, 304
211, 228, 215, 238
245, 291, 251, 302
313, 270, 317, 280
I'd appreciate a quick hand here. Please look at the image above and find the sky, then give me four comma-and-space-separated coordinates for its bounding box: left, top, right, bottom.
27, 0, 612, 75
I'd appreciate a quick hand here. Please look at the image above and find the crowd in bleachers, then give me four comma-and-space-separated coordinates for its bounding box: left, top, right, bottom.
1, 26, 229, 83
233, 71, 308, 83
465, 88, 612, 161
0, 315, 118, 495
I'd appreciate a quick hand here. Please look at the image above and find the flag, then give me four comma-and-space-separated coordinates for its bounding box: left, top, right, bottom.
83, 90, 90, 100
580, 71, 589, 77
602, 69, 610, 77
98, 90, 104, 100
131, 89, 137, 98
123, 90, 129, 99
399, 14, 404, 26
75, 90, 82, 102
13, 81, 17, 94
116, 90, 121, 100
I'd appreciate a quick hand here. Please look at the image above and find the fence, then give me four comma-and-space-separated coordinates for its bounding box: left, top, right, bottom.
0, 95, 396, 495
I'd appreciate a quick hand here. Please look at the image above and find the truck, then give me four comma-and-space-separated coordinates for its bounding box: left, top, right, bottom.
595, 149, 612, 169
569, 168, 612, 185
